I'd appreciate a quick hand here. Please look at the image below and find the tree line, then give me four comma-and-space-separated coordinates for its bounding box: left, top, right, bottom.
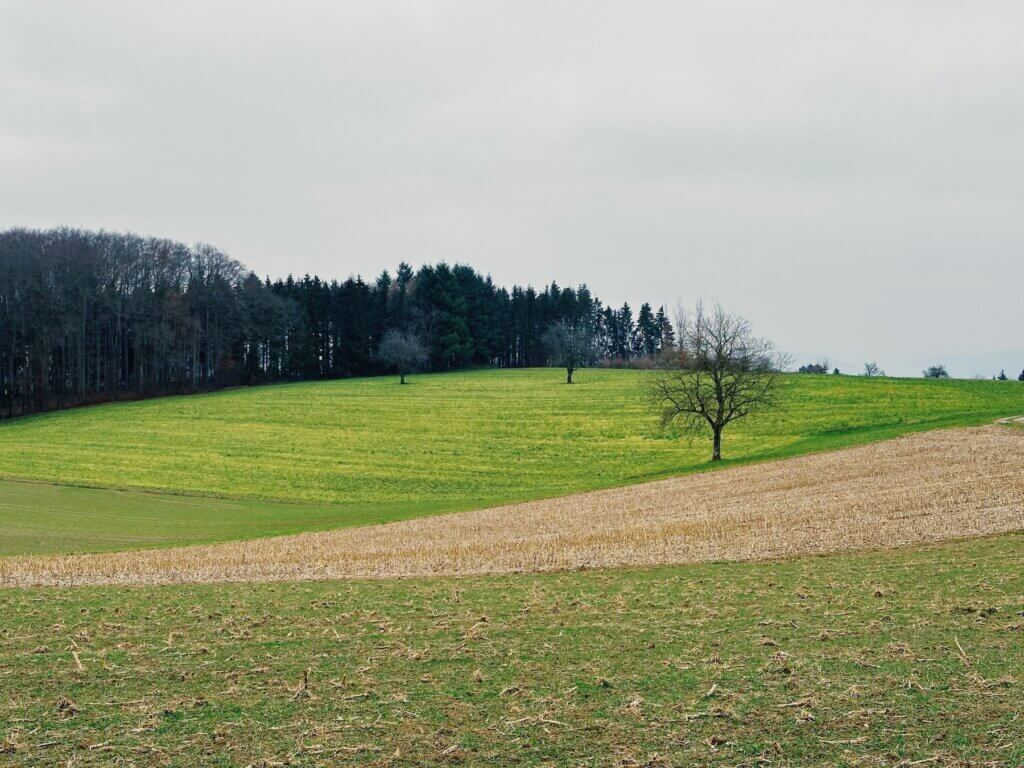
798, 361, 1024, 381
0, 227, 674, 418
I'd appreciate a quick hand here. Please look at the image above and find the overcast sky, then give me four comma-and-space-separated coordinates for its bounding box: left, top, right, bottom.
2, 2, 1022, 377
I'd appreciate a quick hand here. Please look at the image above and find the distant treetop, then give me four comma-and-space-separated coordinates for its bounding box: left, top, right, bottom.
862, 362, 885, 377
797, 362, 830, 375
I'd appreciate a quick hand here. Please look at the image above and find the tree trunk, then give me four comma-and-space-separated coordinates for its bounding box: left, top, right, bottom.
400, 371, 406, 385
712, 426, 722, 461
566, 366, 574, 384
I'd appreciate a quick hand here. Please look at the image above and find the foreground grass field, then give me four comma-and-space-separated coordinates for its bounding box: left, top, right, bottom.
1, 370, 1021, 556
3, 533, 1022, 766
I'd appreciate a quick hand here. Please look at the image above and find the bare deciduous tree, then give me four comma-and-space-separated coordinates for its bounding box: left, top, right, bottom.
543, 319, 596, 384
378, 330, 428, 384
862, 362, 885, 377
644, 302, 787, 462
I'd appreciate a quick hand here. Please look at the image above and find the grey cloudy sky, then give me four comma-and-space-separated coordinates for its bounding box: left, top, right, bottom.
2, 1, 1022, 376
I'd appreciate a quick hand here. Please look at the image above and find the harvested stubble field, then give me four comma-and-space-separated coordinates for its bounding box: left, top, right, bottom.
5, 424, 1023, 587
2, 533, 1023, 766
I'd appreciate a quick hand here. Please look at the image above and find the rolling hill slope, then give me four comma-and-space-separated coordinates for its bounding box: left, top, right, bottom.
6, 423, 1022, 586
0, 368, 1021, 557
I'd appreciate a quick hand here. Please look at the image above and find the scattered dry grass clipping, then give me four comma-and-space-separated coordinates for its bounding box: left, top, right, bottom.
3, 425, 1023, 587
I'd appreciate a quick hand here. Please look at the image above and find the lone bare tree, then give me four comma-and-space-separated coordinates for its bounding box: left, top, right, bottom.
378, 330, 428, 384
862, 362, 885, 377
643, 302, 787, 462
543, 319, 596, 384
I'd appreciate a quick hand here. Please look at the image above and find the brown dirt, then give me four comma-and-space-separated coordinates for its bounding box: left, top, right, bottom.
3, 425, 1023, 587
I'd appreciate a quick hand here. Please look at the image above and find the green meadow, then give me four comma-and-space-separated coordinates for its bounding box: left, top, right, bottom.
0, 369, 1021, 556
3, 533, 1023, 766
0, 481, 461, 557
2, 370, 1023, 765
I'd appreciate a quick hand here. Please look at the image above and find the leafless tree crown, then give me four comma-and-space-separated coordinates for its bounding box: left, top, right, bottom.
862, 362, 885, 377
543, 319, 597, 383
644, 302, 788, 460
378, 330, 428, 383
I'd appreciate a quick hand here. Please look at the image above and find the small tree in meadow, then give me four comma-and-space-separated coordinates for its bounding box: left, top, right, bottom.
862, 362, 885, 377
378, 330, 428, 385
923, 364, 950, 379
543, 319, 597, 384
643, 302, 788, 462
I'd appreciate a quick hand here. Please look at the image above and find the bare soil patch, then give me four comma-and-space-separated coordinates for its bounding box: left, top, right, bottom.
3, 425, 1023, 587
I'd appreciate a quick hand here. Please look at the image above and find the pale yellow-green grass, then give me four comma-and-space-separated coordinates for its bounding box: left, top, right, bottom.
6, 424, 1022, 587
0, 369, 1020, 557
0, 369, 1021, 509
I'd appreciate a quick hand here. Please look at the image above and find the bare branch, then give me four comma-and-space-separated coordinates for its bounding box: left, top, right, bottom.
642, 301, 786, 461
377, 330, 428, 384
543, 319, 597, 384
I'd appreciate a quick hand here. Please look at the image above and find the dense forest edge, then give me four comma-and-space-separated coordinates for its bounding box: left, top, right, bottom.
0, 227, 675, 418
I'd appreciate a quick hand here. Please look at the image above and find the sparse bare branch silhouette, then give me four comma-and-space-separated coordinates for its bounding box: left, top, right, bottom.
644, 302, 788, 462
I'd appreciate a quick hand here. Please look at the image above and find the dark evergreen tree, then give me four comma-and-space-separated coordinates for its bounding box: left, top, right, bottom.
655, 306, 675, 351
599, 306, 617, 360
614, 304, 634, 361
635, 303, 660, 357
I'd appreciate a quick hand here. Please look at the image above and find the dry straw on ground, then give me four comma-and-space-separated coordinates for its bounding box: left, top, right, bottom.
3, 425, 1023, 587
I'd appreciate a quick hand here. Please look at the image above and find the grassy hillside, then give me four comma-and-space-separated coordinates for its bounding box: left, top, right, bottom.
0, 480, 460, 557
0, 369, 1021, 557
3, 532, 1022, 766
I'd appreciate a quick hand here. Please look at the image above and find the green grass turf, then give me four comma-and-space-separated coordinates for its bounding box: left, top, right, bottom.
0, 481, 461, 557
2, 532, 1022, 766
0, 369, 1021, 556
